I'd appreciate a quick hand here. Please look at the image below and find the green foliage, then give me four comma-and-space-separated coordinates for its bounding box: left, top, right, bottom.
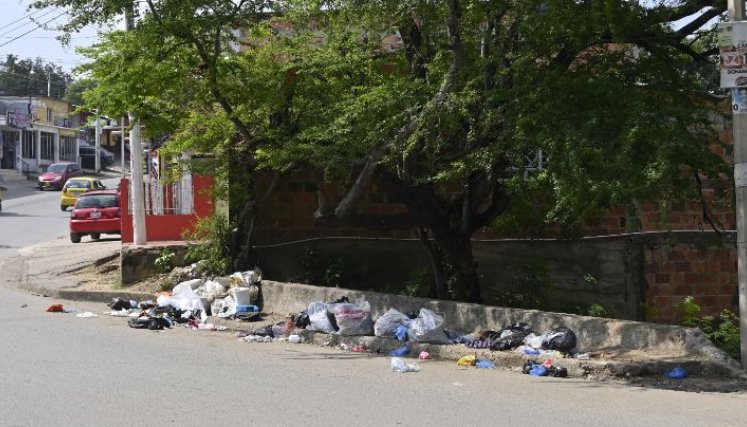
41, 0, 733, 301
493, 261, 551, 309
182, 213, 232, 276
63, 78, 97, 106
300, 248, 344, 288
678, 296, 741, 361
0, 54, 70, 98
587, 303, 608, 318
154, 247, 175, 273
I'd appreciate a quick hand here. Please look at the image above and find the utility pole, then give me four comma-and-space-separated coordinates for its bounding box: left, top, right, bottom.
727, 0, 747, 368
126, 2, 146, 245
120, 116, 126, 177
94, 108, 101, 173
46, 71, 51, 98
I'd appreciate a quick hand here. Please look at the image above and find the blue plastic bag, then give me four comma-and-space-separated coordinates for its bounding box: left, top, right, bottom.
475, 360, 496, 369
529, 365, 547, 376
389, 345, 410, 357
523, 347, 541, 355
664, 367, 687, 379
395, 325, 408, 341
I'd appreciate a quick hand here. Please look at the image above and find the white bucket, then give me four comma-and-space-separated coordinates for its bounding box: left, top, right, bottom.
231, 287, 251, 306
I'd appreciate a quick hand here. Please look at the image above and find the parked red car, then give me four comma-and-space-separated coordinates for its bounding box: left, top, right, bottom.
69, 190, 121, 243
38, 162, 84, 190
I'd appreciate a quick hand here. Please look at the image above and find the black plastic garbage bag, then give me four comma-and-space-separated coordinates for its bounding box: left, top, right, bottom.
542, 327, 577, 353
253, 325, 274, 337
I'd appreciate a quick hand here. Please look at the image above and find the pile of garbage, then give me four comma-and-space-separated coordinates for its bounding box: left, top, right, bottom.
102, 268, 264, 331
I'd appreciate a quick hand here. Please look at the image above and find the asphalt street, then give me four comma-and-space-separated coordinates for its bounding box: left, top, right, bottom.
2, 171, 747, 426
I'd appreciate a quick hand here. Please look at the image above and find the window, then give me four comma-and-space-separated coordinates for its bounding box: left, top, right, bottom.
40, 132, 55, 161
46, 108, 53, 122
60, 136, 76, 161
21, 130, 35, 159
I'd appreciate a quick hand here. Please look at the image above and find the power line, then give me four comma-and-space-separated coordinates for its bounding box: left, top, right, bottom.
0, 8, 58, 39
0, 11, 69, 49
0, 8, 47, 34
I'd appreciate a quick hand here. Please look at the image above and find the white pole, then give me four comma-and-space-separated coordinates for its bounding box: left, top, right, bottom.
120, 116, 125, 177
94, 110, 101, 173
126, 1, 146, 245
727, 0, 747, 369
129, 115, 147, 245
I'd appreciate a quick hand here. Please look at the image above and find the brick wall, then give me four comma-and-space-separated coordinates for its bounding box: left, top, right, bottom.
644, 236, 737, 323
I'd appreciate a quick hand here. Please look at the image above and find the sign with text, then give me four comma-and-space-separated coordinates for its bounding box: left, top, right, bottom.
6, 111, 31, 129
719, 21, 747, 88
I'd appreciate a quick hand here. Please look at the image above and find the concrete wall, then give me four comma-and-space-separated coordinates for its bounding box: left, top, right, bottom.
258, 279, 735, 368
254, 231, 736, 324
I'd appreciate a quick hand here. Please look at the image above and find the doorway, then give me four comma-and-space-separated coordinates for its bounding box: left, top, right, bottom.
1, 130, 18, 170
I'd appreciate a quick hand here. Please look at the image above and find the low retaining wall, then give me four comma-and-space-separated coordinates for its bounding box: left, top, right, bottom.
259, 280, 738, 369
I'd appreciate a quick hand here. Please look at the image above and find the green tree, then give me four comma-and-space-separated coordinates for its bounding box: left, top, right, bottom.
63, 77, 98, 105
0, 54, 70, 98
33, 0, 732, 303
247, 0, 730, 301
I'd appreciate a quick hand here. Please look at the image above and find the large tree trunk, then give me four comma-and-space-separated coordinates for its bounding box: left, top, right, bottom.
229, 147, 258, 271
432, 229, 482, 303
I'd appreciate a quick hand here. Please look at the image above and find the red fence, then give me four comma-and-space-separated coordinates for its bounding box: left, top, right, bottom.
119, 175, 214, 243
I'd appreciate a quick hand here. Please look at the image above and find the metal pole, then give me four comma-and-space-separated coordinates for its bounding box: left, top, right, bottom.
728, 0, 747, 368
120, 116, 125, 177
126, 2, 146, 245
94, 109, 101, 173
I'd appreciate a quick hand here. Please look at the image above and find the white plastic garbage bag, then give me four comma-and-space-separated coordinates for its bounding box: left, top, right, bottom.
374, 308, 411, 338
211, 295, 237, 318
333, 301, 374, 336
158, 281, 207, 321
407, 308, 451, 344
306, 301, 337, 333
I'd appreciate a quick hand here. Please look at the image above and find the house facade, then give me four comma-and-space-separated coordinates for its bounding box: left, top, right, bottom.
0, 96, 82, 173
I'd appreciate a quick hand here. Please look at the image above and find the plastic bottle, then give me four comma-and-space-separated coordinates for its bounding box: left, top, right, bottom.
391, 357, 421, 373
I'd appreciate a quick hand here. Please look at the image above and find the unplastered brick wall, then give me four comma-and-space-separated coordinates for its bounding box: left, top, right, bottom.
644, 237, 737, 323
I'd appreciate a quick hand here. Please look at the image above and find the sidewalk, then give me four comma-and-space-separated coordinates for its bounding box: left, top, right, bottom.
4, 236, 747, 392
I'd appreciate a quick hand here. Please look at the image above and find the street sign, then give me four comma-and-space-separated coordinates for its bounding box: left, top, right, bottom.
719, 21, 747, 88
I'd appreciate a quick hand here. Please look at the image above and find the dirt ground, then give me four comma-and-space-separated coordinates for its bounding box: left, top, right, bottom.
71, 256, 168, 294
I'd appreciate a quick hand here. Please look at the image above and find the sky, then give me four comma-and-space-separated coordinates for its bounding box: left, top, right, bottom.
0, 0, 103, 73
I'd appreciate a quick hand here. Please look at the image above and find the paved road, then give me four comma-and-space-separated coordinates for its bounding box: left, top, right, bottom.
2, 171, 747, 426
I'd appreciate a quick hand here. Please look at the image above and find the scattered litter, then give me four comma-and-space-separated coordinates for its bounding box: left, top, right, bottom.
236, 331, 250, 338
288, 334, 304, 344
575, 352, 590, 360
391, 357, 421, 373
306, 301, 338, 333
475, 360, 496, 369
418, 351, 430, 360
46, 304, 65, 313
20, 304, 27, 308
128, 317, 172, 330
75, 312, 98, 318
457, 354, 477, 367
107, 298, 136, 311
389, 345, 410, 357
664, 367, 688, 380
216, 325, 228, 332
352, 345, 365, 352
522, 360, 568, 378
108, 309, 134, 317
241, 335, 273, 343
338, 343, 350, 351
522, 347, 541, 355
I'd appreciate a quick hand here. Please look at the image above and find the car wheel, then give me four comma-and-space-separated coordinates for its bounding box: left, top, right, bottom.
90, 233, 100, 240
70, 233, 81, 243
60, 204, 67, 212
